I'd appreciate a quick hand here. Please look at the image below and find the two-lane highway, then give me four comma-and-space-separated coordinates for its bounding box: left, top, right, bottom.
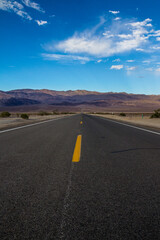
1, 114, 160, 239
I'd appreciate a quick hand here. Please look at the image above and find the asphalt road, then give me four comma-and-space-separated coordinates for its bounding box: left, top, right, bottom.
0, 114, 160, 239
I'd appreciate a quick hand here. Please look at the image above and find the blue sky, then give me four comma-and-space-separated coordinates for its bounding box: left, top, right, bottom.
0, 0, 160, 94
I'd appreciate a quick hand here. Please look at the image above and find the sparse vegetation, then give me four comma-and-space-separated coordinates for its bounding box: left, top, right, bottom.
38, 111, 51, 116
119, 112, 126, 117
150, 109, 160, 118
0, 111, 11, 118
21, 113, 29, 119
95, 112, 110, 115
53, 110, 59, 115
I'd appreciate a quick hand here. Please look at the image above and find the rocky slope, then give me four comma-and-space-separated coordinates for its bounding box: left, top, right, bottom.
0, 89, 160, 112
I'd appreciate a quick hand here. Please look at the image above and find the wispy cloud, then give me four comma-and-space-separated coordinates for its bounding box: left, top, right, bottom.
0, 0, 32, 20
151, 46, 160, 50
50, 17, 160, 59
0, 0, 44, 21
136, 48, 146, 52
127, 66, 137, 71
22, 0, 44, 12
110, 65, 123, 70
113, 58, 121, 62
129, 18, 152, 27
35, 20, 48, 26
109, 10, 120, 15
126, 60, 135, 62
142, 60, 151, 64
42, 12, 160, 66
42, 53, 90, 64
114, 17, 121, 21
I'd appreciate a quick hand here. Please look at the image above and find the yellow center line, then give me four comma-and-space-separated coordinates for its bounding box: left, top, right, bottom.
72, 135, 82, 162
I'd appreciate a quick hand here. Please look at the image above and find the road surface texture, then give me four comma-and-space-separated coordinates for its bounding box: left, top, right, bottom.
0, 114, 160, 239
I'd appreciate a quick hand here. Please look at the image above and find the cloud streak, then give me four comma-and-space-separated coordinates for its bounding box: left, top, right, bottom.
22, 0, 44, 13
0, 0, 45, 21
35, 20, 48, 26
110, 65, 123, 70
109, 10, 120, 15
42, 53, 91, 64
127, 66, 137, 71
0, 0, 32, 20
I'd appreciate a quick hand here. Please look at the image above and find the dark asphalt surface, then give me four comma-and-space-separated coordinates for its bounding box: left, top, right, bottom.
0, 114, 160, 239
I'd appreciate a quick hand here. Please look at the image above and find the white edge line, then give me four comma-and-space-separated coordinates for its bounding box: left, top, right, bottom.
94, 115, 160, 136
0, 116, 71, 134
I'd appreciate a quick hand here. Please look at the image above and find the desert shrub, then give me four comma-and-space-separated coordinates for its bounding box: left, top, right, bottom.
21, 113, 29, 119
0, 111, 11, 118
60, 112, 69, 115
119, 112, 126, 117
38, 111, 50, 116
150, 109, 160, 118
53, 111, 59, 115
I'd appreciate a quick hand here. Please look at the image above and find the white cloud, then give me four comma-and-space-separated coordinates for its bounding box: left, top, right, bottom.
102, 31, 114, 38
35, 20, 48, 26
13, 1, 23, 9
136, 48, 145, 52
113, 58, 120, 62
0, 0, 44, 21
126, 60, 135, 62
156, 37, 160, 41
0, 0, 32, 20
152, 30, 160, 37
127, 66, 136, 70
152, 46, 160, 50
156, 68, 160, 72
22, 0, 44, 13
110, 65, 123, 70
97, 59, 102, 63
52, 17, 156, 58
118, 34, 132, 39
56, 36, 111, 57
109, 10, 120, 15
142, 60, 151, 64
42, 53, 90, 64
114, 17, 121, 21
43, 15, 160, 64
129, 18, 152, 27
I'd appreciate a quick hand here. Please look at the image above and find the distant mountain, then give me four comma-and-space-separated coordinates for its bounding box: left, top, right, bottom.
0, 89, 160, 112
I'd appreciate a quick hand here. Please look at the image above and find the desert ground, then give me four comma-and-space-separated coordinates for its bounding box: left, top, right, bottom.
91, 113, 160, 131
0, 114, 72, 131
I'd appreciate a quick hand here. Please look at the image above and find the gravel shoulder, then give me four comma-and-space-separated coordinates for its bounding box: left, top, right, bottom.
0, 115, 71, 131
91, 114, 160, 132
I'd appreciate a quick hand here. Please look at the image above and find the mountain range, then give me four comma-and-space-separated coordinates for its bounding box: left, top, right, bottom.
0, 89, 160, 112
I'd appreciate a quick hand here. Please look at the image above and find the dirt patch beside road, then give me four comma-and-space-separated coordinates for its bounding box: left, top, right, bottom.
0, 115, 71, 131
91, 114, 160, 131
